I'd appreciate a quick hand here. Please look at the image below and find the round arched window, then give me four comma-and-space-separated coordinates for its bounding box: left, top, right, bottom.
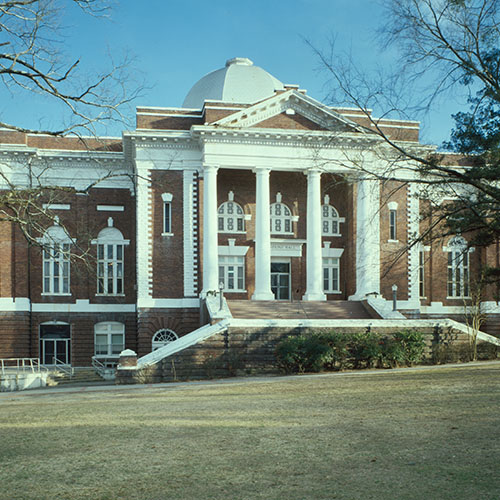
152, 329, 178, 351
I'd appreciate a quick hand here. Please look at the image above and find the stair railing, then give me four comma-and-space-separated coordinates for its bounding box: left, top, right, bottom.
52, 357, 74, 378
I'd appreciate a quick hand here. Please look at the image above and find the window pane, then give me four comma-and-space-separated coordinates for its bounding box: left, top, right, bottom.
116, 278, 123, 294
237, 218, 243, 231
285, 220, 290, 232
98, 244, 104, 260
116, 245, 123, 260
218, 217, 224, 231
107, 245, 113, 260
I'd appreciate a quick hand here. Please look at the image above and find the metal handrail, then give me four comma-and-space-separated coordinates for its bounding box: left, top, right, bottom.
92, 356, 118, 377
0, 357, 48, 374
52, 357, 73, 377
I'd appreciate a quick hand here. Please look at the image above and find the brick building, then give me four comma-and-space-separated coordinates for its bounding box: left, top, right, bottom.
1, 57, 498, 367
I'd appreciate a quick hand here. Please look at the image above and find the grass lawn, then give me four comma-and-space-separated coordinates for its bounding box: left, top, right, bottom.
1, 363, 499, 500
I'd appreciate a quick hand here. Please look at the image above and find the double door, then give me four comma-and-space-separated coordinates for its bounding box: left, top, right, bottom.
271, 262, 290, 300
40, 324, 71, 365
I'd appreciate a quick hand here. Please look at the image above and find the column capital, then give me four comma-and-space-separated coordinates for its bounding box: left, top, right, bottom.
252, 166, 272, 175
303, 167, 323, 177
202, 163, 219, 173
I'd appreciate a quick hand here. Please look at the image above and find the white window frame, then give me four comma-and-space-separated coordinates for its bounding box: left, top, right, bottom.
218, 192, 245, 234
40, 224, 72, 296
162, 192, 173, 236
218, 255, 245, 292
94, 321, 125, 357
323, 257, 341, 293
419, 249, 425, 298
388, 202, 398, 242
321, 195, 344, 236
152, 329, 179, 351
444, 236, 472, 298
92, 218, 130, 296
270, 193, 295, 235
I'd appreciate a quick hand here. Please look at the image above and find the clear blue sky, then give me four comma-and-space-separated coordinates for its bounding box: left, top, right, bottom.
0, 0, 470, 147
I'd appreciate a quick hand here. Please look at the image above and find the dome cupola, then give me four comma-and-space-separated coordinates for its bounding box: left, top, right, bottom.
183, 57, 284, 109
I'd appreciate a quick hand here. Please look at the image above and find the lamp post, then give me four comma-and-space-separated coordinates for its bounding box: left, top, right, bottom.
392, 284, 398, 311
219, 281, 224, 311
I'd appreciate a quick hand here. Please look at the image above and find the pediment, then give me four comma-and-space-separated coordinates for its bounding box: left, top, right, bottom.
210, 90, 371, 134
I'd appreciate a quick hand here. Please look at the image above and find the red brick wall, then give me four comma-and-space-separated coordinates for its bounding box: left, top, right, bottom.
137, 308, 201, 357
150, 170, 185, 298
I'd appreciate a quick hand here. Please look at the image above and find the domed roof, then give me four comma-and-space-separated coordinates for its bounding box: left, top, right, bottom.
183, 57, 284, 109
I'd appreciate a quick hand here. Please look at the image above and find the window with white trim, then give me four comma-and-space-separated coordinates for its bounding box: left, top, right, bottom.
218, 255, 245, 291
389, 210, 397, 240
446, 236, 470, 298
270, 193, 293, 234
322, 196, 343, 236
94, 321, 125, 356
41, 224, 72, 295
93, 218, 130, 296
162, 192, 173, 235
388, 202, 398, 241
152, 329, 178, 351
419, 249, 425, 298
323, 257, 340, 293
218, 191, 245, 233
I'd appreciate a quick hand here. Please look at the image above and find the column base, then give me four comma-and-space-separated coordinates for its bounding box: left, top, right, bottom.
302, 291, 327, 301
251, 291, 275, 301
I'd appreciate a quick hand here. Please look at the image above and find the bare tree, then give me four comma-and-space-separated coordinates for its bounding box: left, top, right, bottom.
0, 0, 141, 135
311, 0, 500, 281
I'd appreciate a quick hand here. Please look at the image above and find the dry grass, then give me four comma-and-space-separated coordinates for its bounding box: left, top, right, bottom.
1, 364, 499, 500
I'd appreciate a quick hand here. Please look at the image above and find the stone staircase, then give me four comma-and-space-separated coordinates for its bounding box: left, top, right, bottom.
47, 367, 107, 387
227, 300, 375, 320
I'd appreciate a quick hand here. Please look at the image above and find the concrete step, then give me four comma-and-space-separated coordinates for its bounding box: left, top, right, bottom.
48, 367, 105, 386
227, 300, 374, 320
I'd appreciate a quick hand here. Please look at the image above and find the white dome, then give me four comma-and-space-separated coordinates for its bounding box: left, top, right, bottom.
183, 57, 284, 109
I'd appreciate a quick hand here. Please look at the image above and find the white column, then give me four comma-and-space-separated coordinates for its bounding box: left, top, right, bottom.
201, 164, 219, 295
252, 167, 274, 300
303, 168, 326, 301
349, 176, 381, 299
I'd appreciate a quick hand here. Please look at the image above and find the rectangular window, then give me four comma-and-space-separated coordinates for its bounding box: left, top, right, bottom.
389, 210, 397, 240
447, 250, 470, 298
43, 243, 70, 295
163, 202, 171, 233
97, 244, 124, 295
218, 256, 245, 291
419, 250, 425, 297
94, 322, 125, 357
323, 257, 340, 293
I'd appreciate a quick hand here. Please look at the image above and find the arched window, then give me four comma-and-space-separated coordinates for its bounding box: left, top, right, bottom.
94, 321, 125, 356
270, 193, 293, 234
40, 222, 72, 295
92, 218, 130, 296
445, 236, 471, 298
322, 195, 344, 236
152, 329, 179, 351
218, 191, 245, 233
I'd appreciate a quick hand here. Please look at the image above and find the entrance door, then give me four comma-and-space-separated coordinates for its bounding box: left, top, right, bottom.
40, 324, 71, 365
271, 262, 290, 300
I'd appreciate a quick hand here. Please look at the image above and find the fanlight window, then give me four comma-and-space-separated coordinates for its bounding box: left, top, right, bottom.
270, 193, 293, 234
218, 192, 245, 233
322, 196, 343, 236
93, 218, 130, 296
152, 329, 179, 351
446, 236, 470, 298
40, 224, 72, 295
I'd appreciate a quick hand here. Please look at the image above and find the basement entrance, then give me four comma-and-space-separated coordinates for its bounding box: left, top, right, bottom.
271, 262, 290, 300
39, 324, 71, 365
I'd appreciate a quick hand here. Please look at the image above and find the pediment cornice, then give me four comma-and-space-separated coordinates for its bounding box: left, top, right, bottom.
192, 125, 381, 150
210, 90, 374, 134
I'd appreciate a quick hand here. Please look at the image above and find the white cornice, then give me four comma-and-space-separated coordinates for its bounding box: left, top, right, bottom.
193, 125, 381, 149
